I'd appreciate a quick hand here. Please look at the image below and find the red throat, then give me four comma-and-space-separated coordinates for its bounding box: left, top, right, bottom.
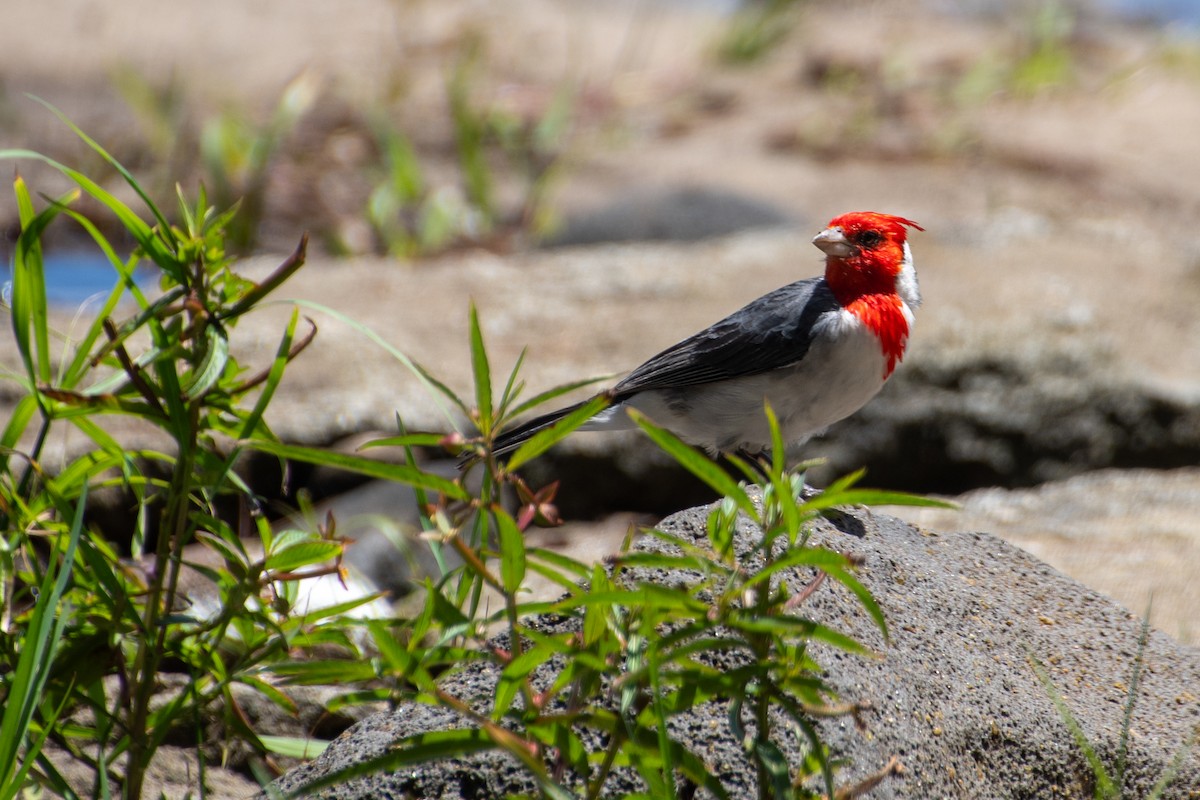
819, 212, 921, 378
844, 294, 909, 378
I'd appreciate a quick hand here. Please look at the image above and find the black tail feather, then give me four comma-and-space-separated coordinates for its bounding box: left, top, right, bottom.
458, 400, 590, 468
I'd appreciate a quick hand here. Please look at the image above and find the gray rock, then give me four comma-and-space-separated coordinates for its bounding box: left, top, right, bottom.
890, 467, 1200, 645
811, 346, 1200, 491
543, 186, 795, 247
264, 503, 1200, 798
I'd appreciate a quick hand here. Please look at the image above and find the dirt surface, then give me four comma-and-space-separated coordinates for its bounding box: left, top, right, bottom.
4, 1, 1200, 796
890, 468, 1200, 644
5, 0, 1200, 424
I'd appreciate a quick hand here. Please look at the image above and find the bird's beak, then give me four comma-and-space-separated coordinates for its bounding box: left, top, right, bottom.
812, 227, 855, 258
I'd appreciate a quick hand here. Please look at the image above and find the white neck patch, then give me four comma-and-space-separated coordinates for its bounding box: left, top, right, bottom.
894, 240, 921, 309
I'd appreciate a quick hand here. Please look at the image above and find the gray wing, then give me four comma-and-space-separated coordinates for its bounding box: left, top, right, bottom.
611, 277, 839, 399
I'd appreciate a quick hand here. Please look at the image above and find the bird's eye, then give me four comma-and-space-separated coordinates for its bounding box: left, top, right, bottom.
855, 230, 884, 248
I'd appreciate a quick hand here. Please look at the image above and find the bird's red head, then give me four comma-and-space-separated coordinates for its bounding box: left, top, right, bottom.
813, 211, 924, 378
813, 211, 924, 302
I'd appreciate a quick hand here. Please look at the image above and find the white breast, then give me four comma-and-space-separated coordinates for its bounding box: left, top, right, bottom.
589, 307, 905, 454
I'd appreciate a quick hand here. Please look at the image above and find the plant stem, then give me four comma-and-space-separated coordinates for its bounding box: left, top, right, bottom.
125, 405, 198, 800
754, 506, 778, 800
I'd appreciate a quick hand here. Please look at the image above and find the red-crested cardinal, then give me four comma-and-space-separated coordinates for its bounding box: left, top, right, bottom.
490, 211, 924, 460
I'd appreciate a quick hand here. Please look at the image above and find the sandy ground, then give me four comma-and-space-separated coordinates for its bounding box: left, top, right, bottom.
3, 0, 1198, 611
3, 2, 1200, 792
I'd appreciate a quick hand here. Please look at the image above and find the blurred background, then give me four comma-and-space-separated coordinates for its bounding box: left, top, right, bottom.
3, 0, 1200, 639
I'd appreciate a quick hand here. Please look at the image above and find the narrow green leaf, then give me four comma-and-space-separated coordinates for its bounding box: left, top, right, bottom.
258, 735, 329, 760
628, 409, 755, 517
364, 620, 412, 670
772, 693, 838, 797
754, 739, 793, 799
0, 395, 38, 473
182, 323, 229, 399
729, 614, 871, 655
289, 728, 496, 794
291, 593, 387, 627
0, 146, 177, 277
238, 677, 300, 716
266, 541, 344, 574
245, 440, 468, 500
237, 309, 299, 439
1026, 646, 1117, 798
192, 530, 247, 568
815, 488, 957, 510
526, 547, 592, 581
552, 586, 708, 616
0, 485, 87, 782
1147, 727, 1197, 799
77, 533, 145, 631
497, 346, 527, 415
823, 561, 889, 642
362, 432, 452, 449
28, 97, 174, 234
740, 548, 849, 592
495, 510, 526, 594
10, 182, 73, 387
765, 400, 786, 478
1116, 603, 1151, 786
468, 303, 493, 434
57, 208, 148, 387
269, 659, 379, 685
507, 374, 612, 420
289, 299, 464, 428
506, 394, 610, 471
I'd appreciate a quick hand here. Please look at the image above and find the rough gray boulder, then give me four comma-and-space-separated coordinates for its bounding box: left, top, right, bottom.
266, 504, 1200, 799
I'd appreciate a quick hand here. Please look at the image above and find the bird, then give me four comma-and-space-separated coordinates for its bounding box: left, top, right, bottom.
487, 211, 924, 462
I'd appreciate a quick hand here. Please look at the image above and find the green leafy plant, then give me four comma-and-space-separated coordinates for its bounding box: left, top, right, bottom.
201, 71, 319, 251
1007, 0, 1076, 96
0, 104, 373, 799
715, 0, 805, 66
252, 306, 945, 798
0, 486, 86, 800
363, 41, 573, 257
954, 0, 1077, 105
364, 120, 475, 258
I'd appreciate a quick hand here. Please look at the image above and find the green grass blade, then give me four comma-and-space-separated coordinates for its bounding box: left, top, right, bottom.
495, 509, 526, 595
1115, 604, 1153, 785
497, 346, 526, 415
28, 96, 173, 234
10, 180, 74, 387
290, 299, 462, 428
0, 395, 38, 474
58, 210, 149, 387
361, 432, 450, 449
0, 148, 177, 277
1026, 646, 1117, 798
0, 485, 87, 792
468, 303, 493, 434
1147, 725, 1197, 799
238, 309, 299, 439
